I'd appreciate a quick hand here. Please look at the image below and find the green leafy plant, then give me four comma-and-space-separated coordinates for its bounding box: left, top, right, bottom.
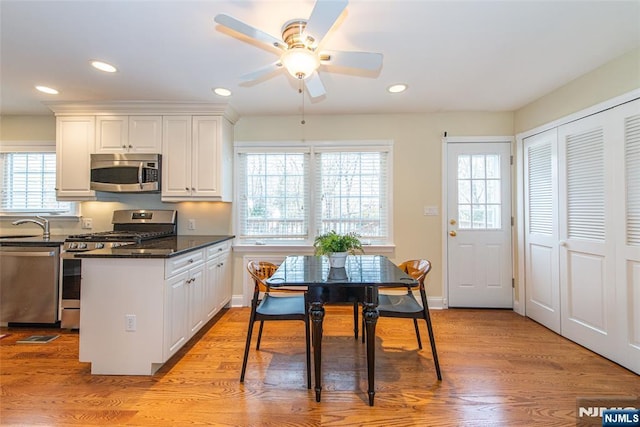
313, 230, 364, 256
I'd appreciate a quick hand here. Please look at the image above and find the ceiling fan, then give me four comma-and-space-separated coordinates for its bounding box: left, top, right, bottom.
214, 0, 383, 98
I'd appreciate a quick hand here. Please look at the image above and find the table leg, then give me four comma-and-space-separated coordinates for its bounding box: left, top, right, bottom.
362, 294, 379, 406
309, 301, 324, 402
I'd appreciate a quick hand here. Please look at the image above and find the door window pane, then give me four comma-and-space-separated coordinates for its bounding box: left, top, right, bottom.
457, 153, 502, 230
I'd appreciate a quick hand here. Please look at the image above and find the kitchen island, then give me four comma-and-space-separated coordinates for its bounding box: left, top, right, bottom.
76, 235, 234, 375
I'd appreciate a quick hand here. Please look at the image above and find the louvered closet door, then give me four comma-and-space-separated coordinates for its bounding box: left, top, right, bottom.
558, 113, 617, 361
524, 129, 560, 333
614, 100, 640, 373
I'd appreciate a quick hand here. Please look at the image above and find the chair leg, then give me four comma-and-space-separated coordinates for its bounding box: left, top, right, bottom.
353, 302, 359, 339
413, 318, 423, 349
240, 314, 257, 383
423, 309, 442, 381
256, 320, 265, 350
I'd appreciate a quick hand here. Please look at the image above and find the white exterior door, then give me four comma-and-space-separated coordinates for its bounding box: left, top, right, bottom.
446, 141, 513, 308
523, 129, 560, 333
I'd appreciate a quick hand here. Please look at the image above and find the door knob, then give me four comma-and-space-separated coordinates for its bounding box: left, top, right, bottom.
449, 230, 457, 237
449, 219, 457, 225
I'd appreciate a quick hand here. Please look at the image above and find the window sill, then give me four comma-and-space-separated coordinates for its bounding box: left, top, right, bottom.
232, 243, 396, 255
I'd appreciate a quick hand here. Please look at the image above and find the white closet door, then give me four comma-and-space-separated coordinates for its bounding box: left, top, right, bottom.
524, 129, 560, 333
558, 112, 617, 361
614, 99, 640, 373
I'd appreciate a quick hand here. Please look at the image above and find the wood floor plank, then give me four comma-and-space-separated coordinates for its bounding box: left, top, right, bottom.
1, 307, 638, 426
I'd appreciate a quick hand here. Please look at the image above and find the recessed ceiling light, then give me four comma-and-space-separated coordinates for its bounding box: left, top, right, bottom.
35, 85, 59, 95
387, 84, 407, 94
213, 87, 232, 97
91, 60, 117, 73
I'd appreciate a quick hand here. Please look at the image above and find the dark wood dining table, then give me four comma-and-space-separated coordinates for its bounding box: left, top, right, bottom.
265, 255, 418, 406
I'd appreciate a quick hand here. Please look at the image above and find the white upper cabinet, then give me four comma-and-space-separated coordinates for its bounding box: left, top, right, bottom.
96, 115, 162, 153
56, 116, 96, 200
47, 102, 237, 202
161, 115, 233, 202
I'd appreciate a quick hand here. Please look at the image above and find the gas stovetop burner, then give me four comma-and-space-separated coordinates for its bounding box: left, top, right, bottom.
64, 209, 177, 252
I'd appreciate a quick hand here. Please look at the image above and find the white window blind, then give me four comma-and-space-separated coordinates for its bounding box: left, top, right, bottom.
314, 150, 389, 240
527, 142, 553, 235
626, 114, 640, 246
566, 128, 605, 241
237, 151, 310, 240
1, 152, 72, 213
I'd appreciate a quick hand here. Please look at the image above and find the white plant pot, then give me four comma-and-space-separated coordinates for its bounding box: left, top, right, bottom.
328, 252, 348, 269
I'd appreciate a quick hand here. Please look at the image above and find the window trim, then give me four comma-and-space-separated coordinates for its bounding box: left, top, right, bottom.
234, 139, 394, 246
0, 140, 80, 218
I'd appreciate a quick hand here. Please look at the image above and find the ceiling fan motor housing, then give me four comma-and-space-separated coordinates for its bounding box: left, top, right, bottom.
281, 19, 315, 50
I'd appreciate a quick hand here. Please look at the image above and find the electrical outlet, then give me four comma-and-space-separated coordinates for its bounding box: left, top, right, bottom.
188, 219, 196, 230
81, 218, 93, 229
125, 314, 136, 332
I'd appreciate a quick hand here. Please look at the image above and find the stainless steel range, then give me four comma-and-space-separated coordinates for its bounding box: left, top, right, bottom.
61, 209, 177, 328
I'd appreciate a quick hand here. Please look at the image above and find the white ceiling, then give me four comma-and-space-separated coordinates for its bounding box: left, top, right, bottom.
1, 0, 639, 117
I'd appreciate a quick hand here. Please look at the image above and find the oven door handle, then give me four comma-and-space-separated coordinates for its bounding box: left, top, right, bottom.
138, 162, 144, 189
0, 250, 56, 257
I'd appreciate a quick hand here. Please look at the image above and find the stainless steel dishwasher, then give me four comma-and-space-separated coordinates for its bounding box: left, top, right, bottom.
0, 246, 60, 324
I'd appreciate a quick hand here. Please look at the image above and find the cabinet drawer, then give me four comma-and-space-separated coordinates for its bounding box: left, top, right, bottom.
206, 241, 231, 260
165, 249, 204, 278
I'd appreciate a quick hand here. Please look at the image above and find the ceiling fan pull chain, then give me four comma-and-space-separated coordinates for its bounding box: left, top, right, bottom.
300, 78, 306, 125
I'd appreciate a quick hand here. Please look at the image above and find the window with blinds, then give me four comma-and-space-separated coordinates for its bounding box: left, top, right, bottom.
315, 150, 388, 239
236, 151, 309, 240
626, 114, 640, 246
235, 142, 392, 244
0, 152, 73, 214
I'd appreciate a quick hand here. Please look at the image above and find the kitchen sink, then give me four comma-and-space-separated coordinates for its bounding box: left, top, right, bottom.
0, 235, 38, 239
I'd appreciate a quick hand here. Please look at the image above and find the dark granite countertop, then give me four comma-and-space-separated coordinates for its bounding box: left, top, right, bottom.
75, 235, 234, 259
0, 235, 67, 246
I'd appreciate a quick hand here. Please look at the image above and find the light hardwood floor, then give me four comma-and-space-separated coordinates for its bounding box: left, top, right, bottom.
1, 307, 638, 426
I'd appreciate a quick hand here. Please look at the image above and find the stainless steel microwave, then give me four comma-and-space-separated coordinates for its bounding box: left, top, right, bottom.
90, 153, 161, 193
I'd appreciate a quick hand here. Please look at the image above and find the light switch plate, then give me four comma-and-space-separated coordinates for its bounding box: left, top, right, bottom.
423, 206, 439, 216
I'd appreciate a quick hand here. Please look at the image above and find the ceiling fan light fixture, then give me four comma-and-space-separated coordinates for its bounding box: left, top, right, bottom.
282, 48, 319, 79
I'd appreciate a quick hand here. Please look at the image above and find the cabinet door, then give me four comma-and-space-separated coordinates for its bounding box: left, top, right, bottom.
217, 249, 232, 310
56, 116, 96, 199
191, 116, 221, 197
205, 258, 219, 320
165, 271, 189, 359
96, 116, 128, 153
129, 116, 162, 152
162, 116, 192, 197
187, 264, 205, 336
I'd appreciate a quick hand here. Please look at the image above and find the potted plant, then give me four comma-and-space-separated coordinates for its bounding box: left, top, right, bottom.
313, 230, 364, 268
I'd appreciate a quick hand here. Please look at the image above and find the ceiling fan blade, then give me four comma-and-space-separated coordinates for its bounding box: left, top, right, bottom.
305, 71, 326, 98
239, 61, 283, 82
320, 50, 383, 71
214, 14, 286, 51
303, 0, 348, 47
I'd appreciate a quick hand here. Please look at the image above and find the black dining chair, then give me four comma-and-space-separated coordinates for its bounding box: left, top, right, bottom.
356, 259, 441, 380
240, 261, 311, 389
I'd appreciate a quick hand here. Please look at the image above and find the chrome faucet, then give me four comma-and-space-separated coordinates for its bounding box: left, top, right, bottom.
12, 216, 50, 239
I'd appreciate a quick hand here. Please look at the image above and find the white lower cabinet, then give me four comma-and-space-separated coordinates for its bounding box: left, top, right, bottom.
80, 240, 233, 375
205, 241, 232, 320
